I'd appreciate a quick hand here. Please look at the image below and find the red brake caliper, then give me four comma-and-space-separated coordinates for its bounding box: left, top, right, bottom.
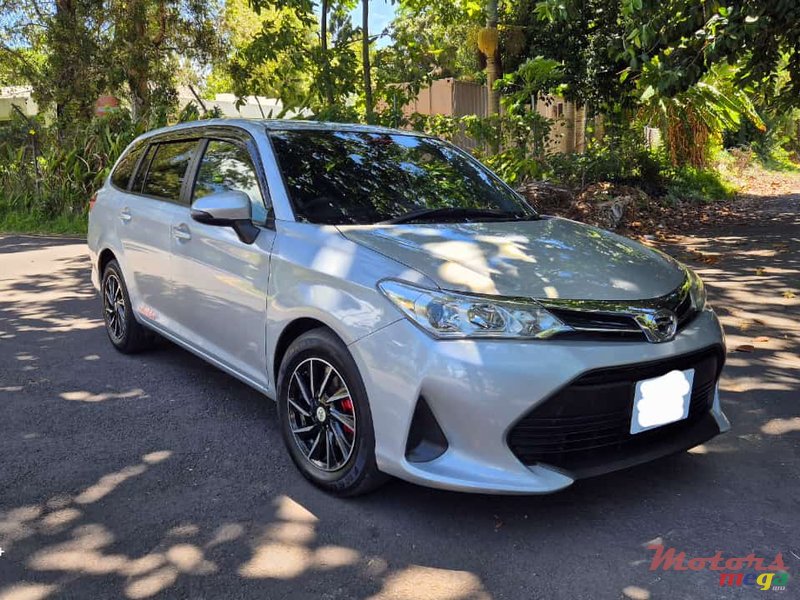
340, 397, 354, 435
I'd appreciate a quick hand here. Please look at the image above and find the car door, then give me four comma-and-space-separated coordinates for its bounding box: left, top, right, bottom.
169, 134, 275, 387
117, 138, 200, 331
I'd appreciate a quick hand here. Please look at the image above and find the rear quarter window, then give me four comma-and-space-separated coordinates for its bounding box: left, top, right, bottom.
110, 143, 145, 190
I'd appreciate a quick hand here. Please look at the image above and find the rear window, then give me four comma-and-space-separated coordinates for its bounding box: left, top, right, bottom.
110, 144, 145, 190
141, 140, 198, 201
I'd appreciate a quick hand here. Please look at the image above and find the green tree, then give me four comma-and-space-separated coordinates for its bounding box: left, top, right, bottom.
638, 64, 764, 167
208, 0, 313, 111
372, 0, 483, 124
108, 0, 223, 121
244, 0, 359, 119
1, 1, 223, 124
1, 1, 108, 124
505, 0, 629, 111
537, 0, 800, 109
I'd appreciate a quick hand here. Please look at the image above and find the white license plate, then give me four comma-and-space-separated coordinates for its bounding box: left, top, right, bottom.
630, 368, 695, 434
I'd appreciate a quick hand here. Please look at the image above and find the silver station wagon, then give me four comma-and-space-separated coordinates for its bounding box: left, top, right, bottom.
88, 119, 729, 496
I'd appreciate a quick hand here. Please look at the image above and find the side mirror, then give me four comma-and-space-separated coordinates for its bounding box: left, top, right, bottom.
190, 190, 259, 244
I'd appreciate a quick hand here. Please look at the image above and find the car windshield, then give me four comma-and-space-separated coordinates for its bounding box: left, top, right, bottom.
269, 129, 536, 225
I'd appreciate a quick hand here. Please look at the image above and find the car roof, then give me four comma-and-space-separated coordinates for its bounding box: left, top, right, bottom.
135, 118, 426, 142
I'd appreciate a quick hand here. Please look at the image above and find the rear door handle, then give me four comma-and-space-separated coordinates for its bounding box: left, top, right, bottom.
119, 207, 132, 223
172, 223, 192, 241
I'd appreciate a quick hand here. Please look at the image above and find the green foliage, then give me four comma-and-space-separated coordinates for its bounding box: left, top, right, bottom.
662, 167, 736, 204
1, 1, 223, 124
0, 211, 88, 235
0, 111, 143, 232
538, 0, 800, 110
495, 56, 564, 110
238, 0, 361, 120
725, 107, 800, 163
507, 0, 629, 109
409, 111, 556, 185
408, 110, 733, 204
107, 0, 224, 120
638, 65, 765, 167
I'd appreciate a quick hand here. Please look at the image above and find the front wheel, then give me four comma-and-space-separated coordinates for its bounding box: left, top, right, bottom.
277, 328, 387, 496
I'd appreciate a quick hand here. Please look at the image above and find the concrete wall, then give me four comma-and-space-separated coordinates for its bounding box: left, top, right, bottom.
0, 87, 38, 121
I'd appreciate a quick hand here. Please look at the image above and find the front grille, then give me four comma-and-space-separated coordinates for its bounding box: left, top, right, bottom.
542, 275, 698, 341
507, 346, 724, 475
548, 307, 641, 339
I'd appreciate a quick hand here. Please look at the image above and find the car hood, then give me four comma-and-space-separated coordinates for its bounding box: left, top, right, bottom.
337, 217, 686, 300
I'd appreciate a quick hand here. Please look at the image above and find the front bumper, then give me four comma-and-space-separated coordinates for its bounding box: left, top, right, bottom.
348, 308, 729, 494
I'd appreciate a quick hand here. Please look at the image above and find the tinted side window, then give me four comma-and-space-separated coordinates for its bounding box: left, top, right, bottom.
193, 140, 268, 224
111, 144, 145, 190
141, 141, 197, 201
131, 144, 156, 193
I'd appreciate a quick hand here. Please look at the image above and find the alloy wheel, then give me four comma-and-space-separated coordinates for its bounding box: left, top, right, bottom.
103, 272, 126, 342
286, 357, 357, 472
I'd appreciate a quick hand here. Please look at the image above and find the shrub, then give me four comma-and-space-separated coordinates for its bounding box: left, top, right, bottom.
0, 102, 218, 233
662, 166, 736, 203
408, 111, 555, 185
0, 111, 144, 231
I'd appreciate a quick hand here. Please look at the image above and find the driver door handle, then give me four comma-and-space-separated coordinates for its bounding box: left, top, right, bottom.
172, 223, 192, 241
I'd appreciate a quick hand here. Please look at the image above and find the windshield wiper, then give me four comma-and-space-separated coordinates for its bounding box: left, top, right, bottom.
379, 207, 538, 225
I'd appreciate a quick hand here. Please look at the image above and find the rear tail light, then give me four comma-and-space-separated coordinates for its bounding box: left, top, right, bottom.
89, 193, 97, 211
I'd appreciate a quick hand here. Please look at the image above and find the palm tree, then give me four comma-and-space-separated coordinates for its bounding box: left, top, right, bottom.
638, 65, 764, 167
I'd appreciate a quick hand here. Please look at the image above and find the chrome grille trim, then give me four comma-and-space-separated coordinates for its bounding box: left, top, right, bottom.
538, 271, 695, 341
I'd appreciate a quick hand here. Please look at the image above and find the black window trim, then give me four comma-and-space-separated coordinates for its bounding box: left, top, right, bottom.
132, 138, 203, 206
121, 125, 273, 226
130, 143, 157, 194
109, 140, 147, 193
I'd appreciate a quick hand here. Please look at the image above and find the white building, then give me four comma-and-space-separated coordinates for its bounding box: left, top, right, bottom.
0, 86, 38, 120
0, 86, 306, 121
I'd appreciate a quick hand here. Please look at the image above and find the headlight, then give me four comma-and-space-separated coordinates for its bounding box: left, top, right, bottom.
687, 268, 707, 311
378, 280, 569, 339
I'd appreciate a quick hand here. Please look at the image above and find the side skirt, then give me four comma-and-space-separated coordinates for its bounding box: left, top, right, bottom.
142, 319, 275, 401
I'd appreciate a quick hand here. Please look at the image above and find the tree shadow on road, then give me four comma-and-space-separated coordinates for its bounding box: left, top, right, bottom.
0, 217, 798, 600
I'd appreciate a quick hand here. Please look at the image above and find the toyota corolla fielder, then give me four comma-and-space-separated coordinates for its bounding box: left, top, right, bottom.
88, 119, 729, 496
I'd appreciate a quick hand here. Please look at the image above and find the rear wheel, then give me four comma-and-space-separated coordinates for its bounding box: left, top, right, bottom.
101, 260, 156, 353
277, 328, 387, 496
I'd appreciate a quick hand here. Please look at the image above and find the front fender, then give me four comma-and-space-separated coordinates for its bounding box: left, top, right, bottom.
266, 221, 434, 388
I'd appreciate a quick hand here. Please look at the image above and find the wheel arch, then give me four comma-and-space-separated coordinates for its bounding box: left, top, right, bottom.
98, 247, 117, 275
271, 317, 345, 389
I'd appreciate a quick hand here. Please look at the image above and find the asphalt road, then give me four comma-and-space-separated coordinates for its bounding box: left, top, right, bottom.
1, 198, 798, 600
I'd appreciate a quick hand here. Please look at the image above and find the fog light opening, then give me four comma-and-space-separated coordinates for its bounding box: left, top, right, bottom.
405, 397, 448, 463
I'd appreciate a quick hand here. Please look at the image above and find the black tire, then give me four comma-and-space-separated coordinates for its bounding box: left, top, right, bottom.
277, 328, 387, 496
101, 259, 156, 354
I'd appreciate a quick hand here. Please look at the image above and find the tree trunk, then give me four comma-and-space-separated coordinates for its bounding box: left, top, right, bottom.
320, 0, 334, 105
127, 0, 151, 121
53, 0, 75, 123
564, 100, 576, 153
362, 0, 373, 123
486, 0, 499, 115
